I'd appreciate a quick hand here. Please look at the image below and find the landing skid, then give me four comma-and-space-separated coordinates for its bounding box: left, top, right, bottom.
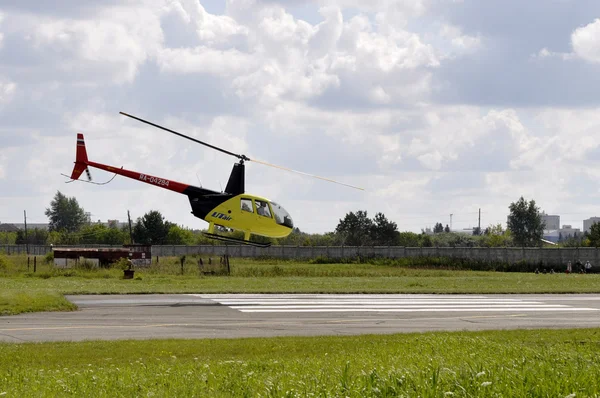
202, 232, 272, 248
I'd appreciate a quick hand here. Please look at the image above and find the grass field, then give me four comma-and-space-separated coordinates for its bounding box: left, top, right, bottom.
1, 328, 599, 397
2, 253, 600, 315
2, 254, 600, 396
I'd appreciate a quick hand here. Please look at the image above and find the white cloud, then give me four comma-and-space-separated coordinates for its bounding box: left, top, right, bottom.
156, 47, 258, 76
324, 0, 427, 28
531, 47, 574, 61
308, 6, 343, 58
439, 24, 481, 54
572, 18, 600, 64
31, 5, 164, 84
530, 19, 600, 63
0, 154, 5, 180
0, 12, 4, 50
534, 107, 600, 163
0, 78, 16, 105
169, 0, 248, 44
2, 0, 600, 234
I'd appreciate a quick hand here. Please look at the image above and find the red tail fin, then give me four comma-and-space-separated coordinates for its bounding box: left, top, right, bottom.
70, 133, 89, 180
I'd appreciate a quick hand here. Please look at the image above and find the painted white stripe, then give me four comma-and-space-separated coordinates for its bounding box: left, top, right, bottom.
229, 304, 568, 310
216, 300, 540, 305
238, 307, 600, 313
197, 294, 600, 314
192, 294, 492, 299
211, 296, 527, 300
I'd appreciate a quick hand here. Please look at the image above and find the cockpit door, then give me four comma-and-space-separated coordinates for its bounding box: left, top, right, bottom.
253, 199, 275, 232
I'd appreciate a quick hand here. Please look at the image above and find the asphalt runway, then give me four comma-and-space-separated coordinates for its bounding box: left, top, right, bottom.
2, 294, 600, 342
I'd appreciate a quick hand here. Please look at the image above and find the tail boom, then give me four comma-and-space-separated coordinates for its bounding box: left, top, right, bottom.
69, 133, 213, 196
86, 160, 192, 194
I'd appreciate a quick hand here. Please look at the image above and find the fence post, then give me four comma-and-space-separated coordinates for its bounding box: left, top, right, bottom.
34, 256, 37, 273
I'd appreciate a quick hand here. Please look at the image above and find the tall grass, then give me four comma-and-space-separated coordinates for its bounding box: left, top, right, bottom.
0, 329, 599, 397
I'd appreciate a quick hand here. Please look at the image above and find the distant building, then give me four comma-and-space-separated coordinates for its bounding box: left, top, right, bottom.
455, 228, 477, 235
543, 231, 559, 243
558, 225, 581, 240
584, 217, 600, 234
11, 223, 48, 231
540, 212, 560, 231
0, 223, 20, 232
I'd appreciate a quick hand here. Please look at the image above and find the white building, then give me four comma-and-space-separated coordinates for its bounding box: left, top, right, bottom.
540, 212, 560, 231
558, 225, 581, 240
584, 217, 600, 234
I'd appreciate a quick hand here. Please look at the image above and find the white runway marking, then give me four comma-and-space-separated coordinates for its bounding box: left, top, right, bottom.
193, 294, 600, 314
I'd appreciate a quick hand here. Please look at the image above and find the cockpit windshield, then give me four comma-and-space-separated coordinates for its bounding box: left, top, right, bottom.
270, 201, 294, 228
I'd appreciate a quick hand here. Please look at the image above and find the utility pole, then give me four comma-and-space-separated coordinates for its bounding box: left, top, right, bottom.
478, 208, 481, 234
24, 210, 29, 255
127, 210, 134, 244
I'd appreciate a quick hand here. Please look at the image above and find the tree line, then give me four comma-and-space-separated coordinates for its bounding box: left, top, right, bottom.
2, 191, 600, 248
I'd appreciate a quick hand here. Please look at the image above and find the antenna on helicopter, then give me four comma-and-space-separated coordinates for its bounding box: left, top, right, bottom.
119, 111, 364, 191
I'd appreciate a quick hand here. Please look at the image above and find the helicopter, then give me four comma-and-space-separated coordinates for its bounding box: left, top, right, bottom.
67, 112, 364, 247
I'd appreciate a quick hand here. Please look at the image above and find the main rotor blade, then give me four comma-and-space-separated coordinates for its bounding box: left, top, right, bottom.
251, 159, 365, 191
119, 112, 248, 161
120, 111, 364, 191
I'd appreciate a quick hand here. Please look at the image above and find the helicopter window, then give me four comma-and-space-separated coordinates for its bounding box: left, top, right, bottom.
270, 201, 294, 228
241, 198, 253, 213
255, 200, 272, 218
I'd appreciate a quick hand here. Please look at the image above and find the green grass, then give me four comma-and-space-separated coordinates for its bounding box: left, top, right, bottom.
0, 290, 76, 316
1, 253, 600, 315
1, 328, 599, 397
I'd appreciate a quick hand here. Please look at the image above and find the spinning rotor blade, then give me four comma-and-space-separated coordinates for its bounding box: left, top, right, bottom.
119, 111, 364, 191
251, 159, 364, 191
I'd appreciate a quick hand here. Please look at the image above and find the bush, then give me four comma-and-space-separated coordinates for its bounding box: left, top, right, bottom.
44, 251, 54, 264
0, 254, 9, 271
74, 259, 97, 271
111, 258, 131, 270
308, 255, 544, 272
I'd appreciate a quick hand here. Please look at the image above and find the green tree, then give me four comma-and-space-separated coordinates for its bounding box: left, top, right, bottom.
421, 234, 433, 247
444, 224, 450, 233
433, 223, 444, 233
397, 232, 421, 247
589, 222, 600, 247
0, 232, 17, 244
335, 210, 373, 246
370, 212, 398, 245
166, 225, 196, 245
507, 196, 545, 247
45, 191, 88, 233
132, 210, 173, 245
78, 223, 127, 245
480, 223, 512, 247
16, 228, 48, 245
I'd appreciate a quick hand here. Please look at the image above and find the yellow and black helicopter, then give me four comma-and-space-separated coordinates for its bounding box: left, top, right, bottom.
67, 112, 363, 247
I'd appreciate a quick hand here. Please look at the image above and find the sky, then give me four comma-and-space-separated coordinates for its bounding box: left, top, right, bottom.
1, 0, 600, 234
